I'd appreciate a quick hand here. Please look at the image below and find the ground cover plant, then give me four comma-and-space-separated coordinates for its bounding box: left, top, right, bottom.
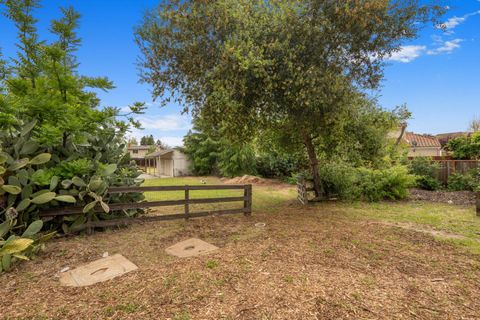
1, 177, 480, 319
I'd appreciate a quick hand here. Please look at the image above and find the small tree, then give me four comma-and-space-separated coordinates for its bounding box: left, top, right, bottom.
183, 118, 257, 177
469, 115, 480, 132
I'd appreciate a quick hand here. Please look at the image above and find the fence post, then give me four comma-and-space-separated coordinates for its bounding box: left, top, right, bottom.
244, 184, 252, 216
296, 176, 308, 205
185, 185, 190, 220
476, 192, 480, 217
86, 214, 93, 235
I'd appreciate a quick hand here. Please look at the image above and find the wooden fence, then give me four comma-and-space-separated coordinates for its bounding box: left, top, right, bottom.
477, 192, 480, 217
428, 160, 480, 184
297, 177, 316, 204
40, 184, 252, 234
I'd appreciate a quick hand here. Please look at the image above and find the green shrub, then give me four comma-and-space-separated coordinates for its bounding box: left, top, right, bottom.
407, 157, 442, 190
357, 166, 415, 201
446, 132, 480, 160
50, 159, 93, 179
319, 163, 415, 201
319, 162, 360, 200
256, 153, 297, 178
447, 170, 479, 191
416, 176, 442, 191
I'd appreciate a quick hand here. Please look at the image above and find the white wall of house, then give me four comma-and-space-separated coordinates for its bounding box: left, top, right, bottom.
408, 147, 443, 157
128, 148, 149, 159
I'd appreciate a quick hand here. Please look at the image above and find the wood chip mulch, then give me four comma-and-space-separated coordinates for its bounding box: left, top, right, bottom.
1, 204, 480, 319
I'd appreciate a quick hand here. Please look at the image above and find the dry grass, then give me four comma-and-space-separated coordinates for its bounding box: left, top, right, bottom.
2, 199, 480, 319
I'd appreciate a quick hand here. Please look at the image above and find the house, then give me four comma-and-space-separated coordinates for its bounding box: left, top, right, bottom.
402, 132, 443, 157
389, 124, 444, 157
128, 145, 152, 159
145, 149, 192, 177
127, 145, 161, 167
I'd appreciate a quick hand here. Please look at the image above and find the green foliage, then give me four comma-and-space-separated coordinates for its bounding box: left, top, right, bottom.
183, 120, 256, 177
0, 121, 144, 236
256, 153, 297, 179
0, 217, 54, 272
447, 170, 479, 191
408, 157, 442, 190
319, 163, 415, 202
140, 135, 155, 146
217, 143, 256, 178
0, 0, 146, 272
136, 0, 443, 196
416, 176, 442, 191
446, 132, 480, 160
183, 129, 221, 176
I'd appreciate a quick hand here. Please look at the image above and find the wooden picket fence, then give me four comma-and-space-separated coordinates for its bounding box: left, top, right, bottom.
39, 184, 253, 234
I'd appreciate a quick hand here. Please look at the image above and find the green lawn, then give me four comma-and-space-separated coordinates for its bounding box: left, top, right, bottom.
141, 176, 480, 253
322, 201, 480, 254
141, 176, 296, 213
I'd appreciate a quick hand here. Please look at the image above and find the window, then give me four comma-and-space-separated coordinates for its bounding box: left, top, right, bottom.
133, 150, 138, 154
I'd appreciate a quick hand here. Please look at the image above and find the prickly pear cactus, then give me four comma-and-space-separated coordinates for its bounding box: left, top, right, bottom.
0, 119, 144, 272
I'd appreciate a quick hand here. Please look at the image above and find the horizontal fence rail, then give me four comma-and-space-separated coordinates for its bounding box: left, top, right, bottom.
39, 184, 253, 233
416, 160, 480, 184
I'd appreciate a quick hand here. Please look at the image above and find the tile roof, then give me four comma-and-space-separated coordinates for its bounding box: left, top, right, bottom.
403, 132, 441, 148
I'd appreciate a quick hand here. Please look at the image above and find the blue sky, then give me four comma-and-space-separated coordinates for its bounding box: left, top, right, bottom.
0, 1, 479, 146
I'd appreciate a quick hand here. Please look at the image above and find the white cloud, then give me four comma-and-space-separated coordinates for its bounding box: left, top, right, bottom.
159, 136, 185, 147
440, 10, 480, 33
119, 105, 132, 113
387, 45, 426, 63
427, 38, 463, 55
136, 114, 192, 131
443, 16, 466, 30
126, 114, 190, 147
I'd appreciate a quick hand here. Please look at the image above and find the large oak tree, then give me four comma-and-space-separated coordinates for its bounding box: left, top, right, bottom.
136, 0, 443, 196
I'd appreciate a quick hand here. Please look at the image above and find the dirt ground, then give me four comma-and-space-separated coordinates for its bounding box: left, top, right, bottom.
408, 188, 477, 205
2, 203, 480, 320
222, 175, 291, 188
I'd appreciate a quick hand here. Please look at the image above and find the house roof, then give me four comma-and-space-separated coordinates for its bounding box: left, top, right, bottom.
145, 149, 174, 158
436, 132, 470, 147
403, 132, 441, 148
435, 132, 468, 139
127, 145, 153, 150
